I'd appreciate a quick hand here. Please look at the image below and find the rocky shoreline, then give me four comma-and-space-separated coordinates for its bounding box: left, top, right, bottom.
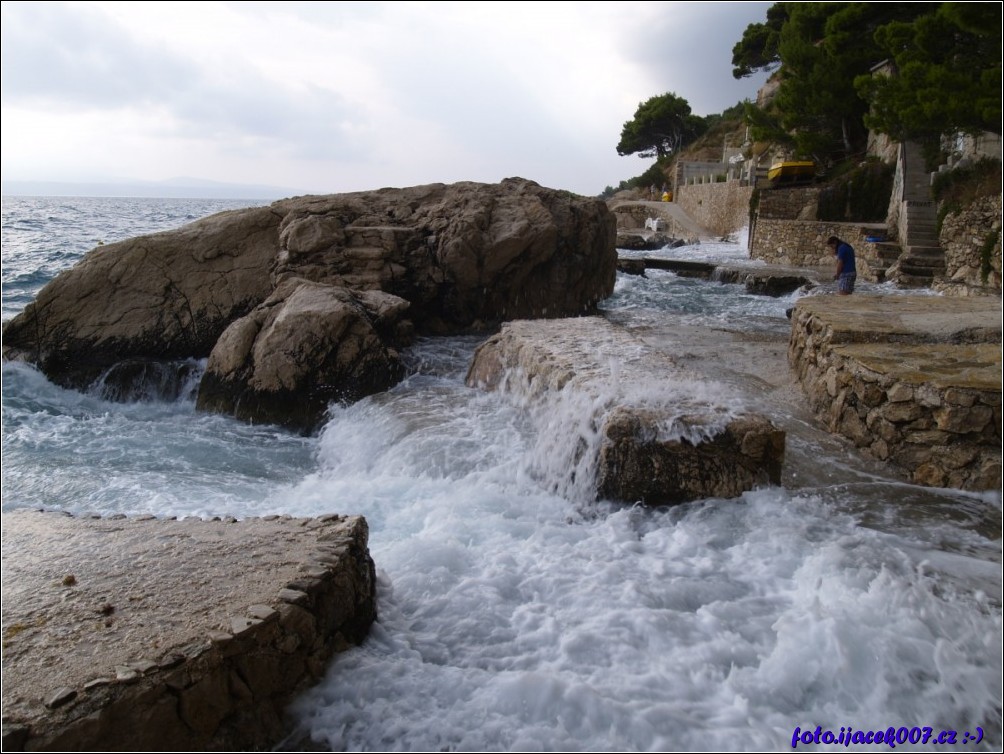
2, 181, 1000, 749
1, 179, 617, 433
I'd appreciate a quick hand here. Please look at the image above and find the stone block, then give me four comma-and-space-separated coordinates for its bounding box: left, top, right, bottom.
1, 512, 376, 752
597, 410, 784, 505
934, 404, 993, 434
886, 383, 914, 402
468, 317, 786, 505
788, 296, 1001, 491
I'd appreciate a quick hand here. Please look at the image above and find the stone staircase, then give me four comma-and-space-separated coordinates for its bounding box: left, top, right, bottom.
867, 241, 905, 283
887, 142, 946, 287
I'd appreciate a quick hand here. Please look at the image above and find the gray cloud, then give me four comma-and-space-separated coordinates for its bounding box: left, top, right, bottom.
1, 2, 197, 108
1, 2, 364, 161
621, 3, 772, 115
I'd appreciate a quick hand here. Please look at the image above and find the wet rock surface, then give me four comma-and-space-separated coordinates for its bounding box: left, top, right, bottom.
1, 510, 376, 751
196, 278, 409, 433
466, 317, 785, 504
616, 257, 821, 294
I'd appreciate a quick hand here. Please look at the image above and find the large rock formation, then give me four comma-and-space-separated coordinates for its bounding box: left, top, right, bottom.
466, 318, 785, 505
196, 279, 410, 433
3, 179, 616, 430
3, 206, 282, 388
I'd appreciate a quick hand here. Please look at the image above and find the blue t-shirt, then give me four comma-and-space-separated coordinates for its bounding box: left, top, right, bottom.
837, 242, 856, 275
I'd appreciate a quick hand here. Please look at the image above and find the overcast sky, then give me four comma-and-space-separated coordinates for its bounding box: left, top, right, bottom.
1, 1, 771, 197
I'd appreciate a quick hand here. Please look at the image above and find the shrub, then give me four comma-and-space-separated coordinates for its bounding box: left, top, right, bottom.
932, 158, 1002, 231
816, 160, 894, 222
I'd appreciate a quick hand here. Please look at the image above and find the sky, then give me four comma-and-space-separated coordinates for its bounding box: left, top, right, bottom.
1, 1, 772, 198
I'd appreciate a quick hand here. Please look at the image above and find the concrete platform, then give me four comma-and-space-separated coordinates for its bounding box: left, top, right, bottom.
1, 510, 376, 751
790, 293, 1002, 346
617, 256, 822, 295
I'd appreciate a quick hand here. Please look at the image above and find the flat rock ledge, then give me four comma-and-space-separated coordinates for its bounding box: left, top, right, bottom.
789, 294, 1002, 490
1, 510, 376, 751
617, 257, 817, 296
466, 317, 785, 505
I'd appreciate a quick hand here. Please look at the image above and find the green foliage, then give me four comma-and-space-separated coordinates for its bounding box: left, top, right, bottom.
857, 3, 1002, 142
599, 160, 670, 199
932, 157, 1002, 232
731, 3, 789, 78
734, 2, 1001, 168
773, 3, 930, 160
816, 159, 894, 222
617, 93, 707, 159
744, 101, 793, 150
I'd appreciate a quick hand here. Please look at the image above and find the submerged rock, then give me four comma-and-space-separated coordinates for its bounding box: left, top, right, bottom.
3, 178, 616, 429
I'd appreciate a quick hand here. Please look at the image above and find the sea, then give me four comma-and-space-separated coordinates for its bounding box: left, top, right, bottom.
2, 195, 1000, 751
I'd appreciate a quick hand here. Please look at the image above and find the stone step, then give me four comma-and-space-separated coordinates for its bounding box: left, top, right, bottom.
900, 262, 946, 276
342, 246, 391, 261
347, 225, 417, 235
873, 243, 902, 261
904, 245, 945, 258
466, 317, 785, 505
896, 273, 939, 287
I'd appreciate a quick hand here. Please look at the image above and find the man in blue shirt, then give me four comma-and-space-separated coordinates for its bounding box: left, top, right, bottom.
827, 235, 856, 294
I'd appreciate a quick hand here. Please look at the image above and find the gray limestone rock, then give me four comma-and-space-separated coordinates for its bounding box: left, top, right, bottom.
3, 178, 616, 430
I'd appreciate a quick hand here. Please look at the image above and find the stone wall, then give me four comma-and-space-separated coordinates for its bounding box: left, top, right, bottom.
788, 296, 1002, 491
611, 202, 693, 240
2, 512, 377, 752
750, 219, 888, 280
936, 194, 1003, 295
674, 181, 754, 237
757, 186, 821, 220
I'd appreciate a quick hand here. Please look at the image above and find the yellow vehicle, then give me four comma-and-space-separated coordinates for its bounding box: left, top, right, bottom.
766, 160, 816, 185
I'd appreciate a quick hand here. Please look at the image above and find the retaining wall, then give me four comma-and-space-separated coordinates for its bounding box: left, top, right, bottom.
751, 219, 889, 281
936, 194, 1003, 295
674, 181, 753, 237
788, 295, 1002, 491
